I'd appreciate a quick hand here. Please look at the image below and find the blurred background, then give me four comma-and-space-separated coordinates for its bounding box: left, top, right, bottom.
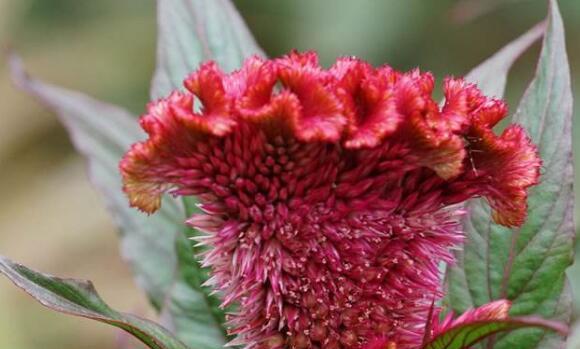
0, 0, 579, 348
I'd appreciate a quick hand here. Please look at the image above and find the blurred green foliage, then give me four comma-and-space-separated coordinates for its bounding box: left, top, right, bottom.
0, 1, 578, 348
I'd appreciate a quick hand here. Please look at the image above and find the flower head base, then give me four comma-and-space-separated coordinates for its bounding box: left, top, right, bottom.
120, 52, 540, 349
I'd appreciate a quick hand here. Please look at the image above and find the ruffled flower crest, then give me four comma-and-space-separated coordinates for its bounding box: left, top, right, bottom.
120, 51, 541, 349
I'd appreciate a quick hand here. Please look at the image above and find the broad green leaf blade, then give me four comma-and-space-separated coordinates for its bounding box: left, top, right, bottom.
446, 1, 575, 348
9, 55, 228, 349
423, 317, 567, 349
465, 20, 545, 98
0, 256, 190, 349
151, 0, 265, 98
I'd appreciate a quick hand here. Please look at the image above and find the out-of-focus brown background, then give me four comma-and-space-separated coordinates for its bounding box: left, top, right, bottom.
0, 1, 579, 348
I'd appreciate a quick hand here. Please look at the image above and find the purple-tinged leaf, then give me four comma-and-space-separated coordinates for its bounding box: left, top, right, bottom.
446, 1, 575, 348
0, 255, 190, 349
9, 54, 227, 349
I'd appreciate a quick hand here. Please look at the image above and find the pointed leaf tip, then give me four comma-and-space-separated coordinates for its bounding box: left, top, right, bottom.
0, 255, 191, 349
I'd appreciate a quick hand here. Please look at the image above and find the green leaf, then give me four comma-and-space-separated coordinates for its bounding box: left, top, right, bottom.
9, 54, 228, 349
465, 20, 545, 98
0, 255, 190, 349
422, 316, 567, 349
446, 0, 575, 348
151, 0, 265, 99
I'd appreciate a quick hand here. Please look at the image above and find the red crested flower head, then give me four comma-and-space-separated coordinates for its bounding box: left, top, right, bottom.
120, 51, 540, 349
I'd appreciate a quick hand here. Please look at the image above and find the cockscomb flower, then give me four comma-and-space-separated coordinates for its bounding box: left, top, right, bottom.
120, 51, 541, 349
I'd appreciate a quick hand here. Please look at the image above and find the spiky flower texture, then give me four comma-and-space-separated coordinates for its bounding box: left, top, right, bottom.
120, 52, 541, 349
